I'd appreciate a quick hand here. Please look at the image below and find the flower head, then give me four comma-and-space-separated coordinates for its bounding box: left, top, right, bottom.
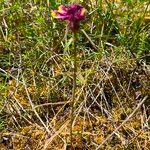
51, 4, 86, 32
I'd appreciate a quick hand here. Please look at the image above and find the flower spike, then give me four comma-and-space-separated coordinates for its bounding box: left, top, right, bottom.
51, 4, 86, 32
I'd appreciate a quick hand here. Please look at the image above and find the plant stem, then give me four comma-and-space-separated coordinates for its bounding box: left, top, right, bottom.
70, 32, 77, 149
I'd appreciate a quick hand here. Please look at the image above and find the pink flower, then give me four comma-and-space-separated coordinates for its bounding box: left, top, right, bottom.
51, 4, 86, 32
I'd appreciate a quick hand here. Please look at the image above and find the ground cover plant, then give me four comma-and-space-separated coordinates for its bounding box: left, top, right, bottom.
0, 0, 150, 149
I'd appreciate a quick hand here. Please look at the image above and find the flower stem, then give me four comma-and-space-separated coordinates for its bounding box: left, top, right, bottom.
70, 32, 77, 149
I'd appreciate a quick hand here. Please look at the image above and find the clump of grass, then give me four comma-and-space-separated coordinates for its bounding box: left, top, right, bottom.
0, 0, 149, 149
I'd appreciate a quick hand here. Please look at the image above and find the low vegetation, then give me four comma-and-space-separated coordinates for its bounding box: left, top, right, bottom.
0, 0, 149, 149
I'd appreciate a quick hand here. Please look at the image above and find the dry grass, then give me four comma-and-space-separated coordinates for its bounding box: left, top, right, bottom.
0, 0, 150, 149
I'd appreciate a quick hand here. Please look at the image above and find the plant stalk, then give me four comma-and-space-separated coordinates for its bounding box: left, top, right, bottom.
70, 32, 77, 149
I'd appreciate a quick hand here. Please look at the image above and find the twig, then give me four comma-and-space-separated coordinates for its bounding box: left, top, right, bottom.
22, 75, 51, 134
96, 95, 148, 149
34, 101, 70, 108
81, 29, 98, 50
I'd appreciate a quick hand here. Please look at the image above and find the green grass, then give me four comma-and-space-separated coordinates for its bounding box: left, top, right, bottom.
0, 0, 150, 149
